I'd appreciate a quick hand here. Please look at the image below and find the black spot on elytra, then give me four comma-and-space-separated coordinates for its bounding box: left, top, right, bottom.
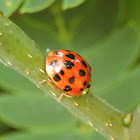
69, 77, 75, 84
79, 69, 86, 76
80, 88, 83, 91
64, 85, 72, 91
50, 60, 58, 67
54, 51, 60, 55
87, 84, 90, 88
82, 60, 87, 68
64, 60, 74, 69
53, 74, 61, 82
59, 69, 64, 75
84, 81, 87, 86
65, 53, 75, 60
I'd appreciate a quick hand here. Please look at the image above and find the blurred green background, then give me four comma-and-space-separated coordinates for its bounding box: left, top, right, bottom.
0, 0, 139, 139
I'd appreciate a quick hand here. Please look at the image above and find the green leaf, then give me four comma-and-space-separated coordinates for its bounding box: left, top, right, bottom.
2, 133, 51, 140
127, 0, 140, 24
115, 0, 140, 26
19, 0, 55, 14
0, 62, 44, 96
101, 66, 140, 112
69, 0, 117, 49
1, 131, 97, 140
0, 0, 23, 17
0, 120, 16, 134
62, 0, 86, 10
0, 95, 73, 128
89, 26, 138, 93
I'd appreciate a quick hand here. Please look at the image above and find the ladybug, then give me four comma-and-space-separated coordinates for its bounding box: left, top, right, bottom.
40, 49, 91, 101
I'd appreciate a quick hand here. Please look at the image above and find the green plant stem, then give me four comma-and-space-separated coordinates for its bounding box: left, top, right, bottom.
0, 14, 130, 140
50, 4, 70, 47
129, 105, 140, 139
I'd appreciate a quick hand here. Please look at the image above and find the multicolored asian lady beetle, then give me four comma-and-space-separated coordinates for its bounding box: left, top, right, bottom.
40, 49, 91, 101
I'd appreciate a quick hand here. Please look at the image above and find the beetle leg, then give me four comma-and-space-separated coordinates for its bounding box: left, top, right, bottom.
58, 93, 73, 102
39, 79, 73, 102
39, 78, 59, 90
